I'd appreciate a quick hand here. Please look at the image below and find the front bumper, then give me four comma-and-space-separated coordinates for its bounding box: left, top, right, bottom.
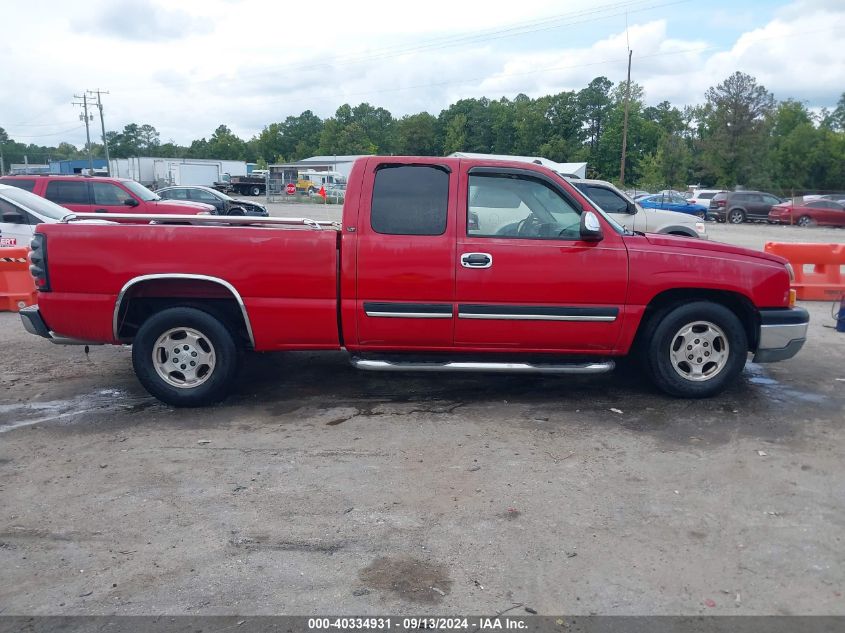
753, 307, 809, 363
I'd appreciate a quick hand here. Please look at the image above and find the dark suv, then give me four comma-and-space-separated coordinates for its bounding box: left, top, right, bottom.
708, 190, 783, 224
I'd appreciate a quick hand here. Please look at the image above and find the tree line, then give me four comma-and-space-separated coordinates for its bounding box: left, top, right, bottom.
3, 71, 844, 192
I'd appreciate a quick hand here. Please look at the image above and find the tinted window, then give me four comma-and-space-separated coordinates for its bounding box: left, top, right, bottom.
697, 192, 717, 200
468, 174, 581, 240
45, 181, 90, 204
577, 184, 628, 213
92, 182, 133, 205
371, 165, 448, 236
763, 195, 781, 205
0, 178, 36, 192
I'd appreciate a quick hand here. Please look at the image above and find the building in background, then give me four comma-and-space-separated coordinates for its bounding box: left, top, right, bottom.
10, 163, 50, 175
49, 159, 108, 175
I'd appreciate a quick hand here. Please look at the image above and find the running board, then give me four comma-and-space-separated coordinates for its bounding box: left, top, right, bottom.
350, 358, 615, 374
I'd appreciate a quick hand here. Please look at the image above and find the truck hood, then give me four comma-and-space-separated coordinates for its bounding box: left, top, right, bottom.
642, 233, 787, 265
150, 200, 216, 213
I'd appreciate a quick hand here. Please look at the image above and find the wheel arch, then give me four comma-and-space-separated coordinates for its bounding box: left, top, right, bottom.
637, 288, 760, 351
659, 226, 698, 238
113, 274, 255, 347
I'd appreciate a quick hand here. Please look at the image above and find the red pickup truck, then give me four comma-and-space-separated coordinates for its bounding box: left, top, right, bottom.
19, 156, 808, 406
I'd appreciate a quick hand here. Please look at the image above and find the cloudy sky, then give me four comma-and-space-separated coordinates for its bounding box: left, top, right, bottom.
2, 0, 843, 147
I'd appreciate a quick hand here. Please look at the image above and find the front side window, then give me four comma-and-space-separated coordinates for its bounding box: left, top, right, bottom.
371, 165, 448, 235
0, 199, 27, 225
576, 184, 628, 214
45, 181, 90, 204
92, 182, 133, 205
468, 174, 581, 240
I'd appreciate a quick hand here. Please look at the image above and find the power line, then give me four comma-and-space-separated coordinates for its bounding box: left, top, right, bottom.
6, 124, 85, 139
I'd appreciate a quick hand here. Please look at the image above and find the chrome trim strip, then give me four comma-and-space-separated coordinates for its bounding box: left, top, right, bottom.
758, 322, 808, 351
458, 312, 617, 322
365, 311, 452, 319
112, 273, 256, 348
351, 358, 615, 374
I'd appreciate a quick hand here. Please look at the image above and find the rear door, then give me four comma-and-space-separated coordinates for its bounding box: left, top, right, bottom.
454, 166, 628, 352
354, 159, 457, 349
44, 180, 92, 213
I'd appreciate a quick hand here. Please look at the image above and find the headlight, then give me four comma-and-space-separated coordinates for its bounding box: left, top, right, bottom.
785, 262, 795, 282
695, 222, 706, 234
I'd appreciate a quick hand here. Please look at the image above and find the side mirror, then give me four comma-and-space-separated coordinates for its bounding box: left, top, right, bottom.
123, 198, 140, 207
626, 202, 638, 214
580, 211, 604, 242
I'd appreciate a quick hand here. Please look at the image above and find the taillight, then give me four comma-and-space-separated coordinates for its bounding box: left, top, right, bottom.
29, 233, 50, 292
716, 200, 726, 208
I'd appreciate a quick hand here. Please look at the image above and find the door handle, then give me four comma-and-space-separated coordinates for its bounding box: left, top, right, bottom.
461, 252, 493, 268
94, 209, 108, 213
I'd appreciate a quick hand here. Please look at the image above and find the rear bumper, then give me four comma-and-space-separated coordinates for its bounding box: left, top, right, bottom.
753, 307, 809, 363
19, 305, 101, 346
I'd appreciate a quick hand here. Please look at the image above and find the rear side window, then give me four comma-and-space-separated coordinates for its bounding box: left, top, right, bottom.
371, 165, 448, 235
45, 181, 90, 204
0, 178, 36, 192
698, 192, 716, 200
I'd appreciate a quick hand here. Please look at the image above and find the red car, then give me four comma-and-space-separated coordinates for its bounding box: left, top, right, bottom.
769, 200, 845, 227
19, 156, 808, 406
0, 175, 215, 216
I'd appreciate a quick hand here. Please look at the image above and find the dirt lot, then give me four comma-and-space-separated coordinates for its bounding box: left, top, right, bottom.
1, 222, 844, 616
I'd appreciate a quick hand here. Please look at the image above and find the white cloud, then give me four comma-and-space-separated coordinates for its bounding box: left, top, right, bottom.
1, 0, 842, 148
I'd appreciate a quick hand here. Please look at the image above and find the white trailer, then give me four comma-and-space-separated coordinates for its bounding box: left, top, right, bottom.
109, 157, 248, 188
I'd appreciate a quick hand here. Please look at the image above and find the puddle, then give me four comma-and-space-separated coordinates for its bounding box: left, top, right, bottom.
0, 388, 155, 433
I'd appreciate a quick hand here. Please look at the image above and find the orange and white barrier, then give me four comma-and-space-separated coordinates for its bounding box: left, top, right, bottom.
764, 242, 845, 301
0, 247, 37, 312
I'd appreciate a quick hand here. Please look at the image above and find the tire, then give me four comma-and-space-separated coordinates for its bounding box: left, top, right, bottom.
132, 307, 240, 407
250, 186, 262, 196
641, 301, 748, 398
695, 210, 706, 219
727, 208, 745, 224
227, 207, 246, 216
797, 215, 814, 227
308, 186, 316, 194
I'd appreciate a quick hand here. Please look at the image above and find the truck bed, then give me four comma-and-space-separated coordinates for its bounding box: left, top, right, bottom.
37, 220, 341, 350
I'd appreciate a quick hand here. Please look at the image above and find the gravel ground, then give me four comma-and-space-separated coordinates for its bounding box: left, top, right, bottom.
0, 220, 843, 616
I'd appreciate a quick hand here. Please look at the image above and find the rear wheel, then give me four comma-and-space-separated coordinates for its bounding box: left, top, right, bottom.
250, 185, 262, 196
797, 215, 814, 227
642, 301, 748, 398
727, 208, 745, 224
132, 307, 240, 407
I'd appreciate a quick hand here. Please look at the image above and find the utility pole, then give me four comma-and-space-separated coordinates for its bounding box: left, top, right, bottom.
73, 93, 95, 172
88, 89, 111, 175
619, 49, 633, 186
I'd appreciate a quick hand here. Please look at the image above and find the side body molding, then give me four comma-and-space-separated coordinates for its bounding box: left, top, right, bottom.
113, 273, 256, 348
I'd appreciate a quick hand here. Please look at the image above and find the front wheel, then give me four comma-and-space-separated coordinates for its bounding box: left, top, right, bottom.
642, 301, 748, 398
132, 307, 240, 407
797, 215, 814, 227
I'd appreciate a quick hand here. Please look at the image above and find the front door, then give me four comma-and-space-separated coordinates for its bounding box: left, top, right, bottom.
355, 159, 457, 349
454, 167, 628, 352
0, 198, 34, 247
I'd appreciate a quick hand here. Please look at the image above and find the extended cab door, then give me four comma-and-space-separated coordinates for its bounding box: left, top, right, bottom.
354, 159, 457, 349
454, 166, 628, 352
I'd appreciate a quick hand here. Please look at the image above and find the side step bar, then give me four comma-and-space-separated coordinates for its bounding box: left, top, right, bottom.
350, 358, 615, 375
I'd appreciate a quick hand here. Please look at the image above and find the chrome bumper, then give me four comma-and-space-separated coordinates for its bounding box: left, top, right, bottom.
753, 307, 809, 363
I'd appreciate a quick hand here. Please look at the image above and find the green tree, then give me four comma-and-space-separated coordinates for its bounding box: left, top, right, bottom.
395, 112, 439, 155
699, 71, 775, 187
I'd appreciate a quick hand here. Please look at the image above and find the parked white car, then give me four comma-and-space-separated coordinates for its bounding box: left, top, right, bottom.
568, 178, 707, 238
688, 188, 726, 208
0, 184, 71, 248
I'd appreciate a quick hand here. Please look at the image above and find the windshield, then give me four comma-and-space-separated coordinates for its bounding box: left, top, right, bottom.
0, 186, 71, 221
121, 180, 159, 201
